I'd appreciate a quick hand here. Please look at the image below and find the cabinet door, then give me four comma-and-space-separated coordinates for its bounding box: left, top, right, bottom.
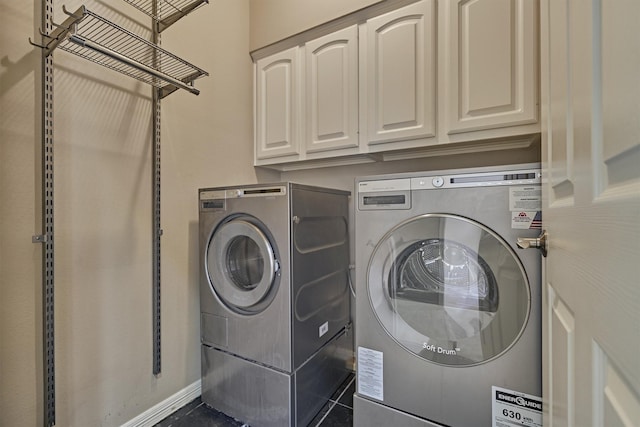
255, 47, 300, 160
445, 0, 538, 134
363, 0, 436, 146
305, 25, 359, 154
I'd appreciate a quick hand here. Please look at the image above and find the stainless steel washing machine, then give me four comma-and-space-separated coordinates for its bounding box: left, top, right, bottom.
353, 164, 543, 427
199, 183, 352, 427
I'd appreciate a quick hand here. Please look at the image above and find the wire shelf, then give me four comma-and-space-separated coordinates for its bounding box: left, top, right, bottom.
123, 0, 209, 31
38, 5, 208, 96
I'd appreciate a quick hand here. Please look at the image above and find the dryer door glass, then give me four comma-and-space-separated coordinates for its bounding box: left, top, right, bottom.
368, 214, 530, 366
206, 218, 279, 313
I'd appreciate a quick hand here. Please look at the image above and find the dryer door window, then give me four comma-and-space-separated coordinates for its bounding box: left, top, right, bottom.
368, 214, 530, 366
206, 217, 279, 313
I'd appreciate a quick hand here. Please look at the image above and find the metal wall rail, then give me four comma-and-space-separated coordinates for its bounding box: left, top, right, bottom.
34, 1, 56, 424
151, 0, 163, 374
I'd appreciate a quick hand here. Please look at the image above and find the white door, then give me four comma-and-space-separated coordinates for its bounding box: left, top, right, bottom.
540, 1, 640, 426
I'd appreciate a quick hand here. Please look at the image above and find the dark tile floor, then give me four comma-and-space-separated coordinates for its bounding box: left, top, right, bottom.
154, 373, 355, 427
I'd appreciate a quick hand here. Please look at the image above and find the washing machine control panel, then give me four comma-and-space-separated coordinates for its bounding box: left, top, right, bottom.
201, 186, 287, 200
230, 186, 287, 198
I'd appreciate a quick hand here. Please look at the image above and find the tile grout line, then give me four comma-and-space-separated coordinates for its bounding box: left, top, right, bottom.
313, 375, 355, 426
312, 399, 339, 427
331, 376, 356, 407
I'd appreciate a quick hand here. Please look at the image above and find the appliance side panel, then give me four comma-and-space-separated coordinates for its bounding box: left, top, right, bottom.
295, 328, 353, 426
291, 187, 351, 368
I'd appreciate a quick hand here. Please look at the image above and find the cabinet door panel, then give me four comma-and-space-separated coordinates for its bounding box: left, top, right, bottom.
364, 0, 436, 145
256, 47, 300, 160
305, 25, 359, 153
446, 0, 538, 134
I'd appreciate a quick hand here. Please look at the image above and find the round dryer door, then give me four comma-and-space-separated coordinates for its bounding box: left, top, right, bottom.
368, 214, 530, 366
206, 216, 279, 313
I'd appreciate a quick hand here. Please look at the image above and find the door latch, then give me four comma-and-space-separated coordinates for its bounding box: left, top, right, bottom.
517, 230, 548, 257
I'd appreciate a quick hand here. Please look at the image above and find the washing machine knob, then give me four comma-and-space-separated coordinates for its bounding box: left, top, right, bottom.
432, 176, 444, 187
234, 189, 243, 197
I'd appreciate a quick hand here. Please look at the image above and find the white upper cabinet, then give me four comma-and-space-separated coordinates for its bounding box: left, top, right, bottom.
252, 0, 540, 169
362, 0, 437, 146
305, 25, 359, 154
443, 0, 538, 134
255, 47, 301, 160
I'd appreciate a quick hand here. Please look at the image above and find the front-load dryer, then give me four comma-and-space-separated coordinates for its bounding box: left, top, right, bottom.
199, 183, 352, 427
353, 164, 543, 427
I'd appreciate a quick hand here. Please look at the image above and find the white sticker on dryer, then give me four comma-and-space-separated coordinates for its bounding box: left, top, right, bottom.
492, 386, 542, 427
509, 186, 542, 211
319, 321, 329, 337
357, 347, 384, 401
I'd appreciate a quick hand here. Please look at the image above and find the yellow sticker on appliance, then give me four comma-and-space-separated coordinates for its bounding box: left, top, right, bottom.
509, 186, 541, 211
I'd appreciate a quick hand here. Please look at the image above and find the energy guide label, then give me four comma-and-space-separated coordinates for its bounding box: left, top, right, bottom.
492, 386, 542, 427
357, 347, 384, 401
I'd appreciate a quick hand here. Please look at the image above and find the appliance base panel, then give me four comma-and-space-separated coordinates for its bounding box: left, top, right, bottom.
201, 328, 352, 426
353, 394, 442, 427
202, 346, 292, 427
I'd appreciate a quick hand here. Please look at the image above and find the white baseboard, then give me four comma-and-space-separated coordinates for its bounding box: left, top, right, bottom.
121, 379, 202, 427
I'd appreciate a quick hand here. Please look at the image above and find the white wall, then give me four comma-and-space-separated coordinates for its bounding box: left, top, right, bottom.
0, 1, 276, 426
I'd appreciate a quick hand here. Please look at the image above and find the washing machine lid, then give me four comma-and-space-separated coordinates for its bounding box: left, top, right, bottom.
368, 213, 530, 366
206, 216, 279, 313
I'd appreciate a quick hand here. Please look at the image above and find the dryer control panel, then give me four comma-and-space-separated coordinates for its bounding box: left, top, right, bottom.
358, 178, 411, 210
358, 168, 541, 211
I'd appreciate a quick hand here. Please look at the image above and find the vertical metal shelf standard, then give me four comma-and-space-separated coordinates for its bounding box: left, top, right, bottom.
31, 1, 208, 424
36, 2, 56, 425
150, 0, 162, 377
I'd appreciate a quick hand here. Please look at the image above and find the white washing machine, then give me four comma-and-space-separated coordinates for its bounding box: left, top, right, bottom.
199, 183, 352, 427
353, 164, 543, 427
